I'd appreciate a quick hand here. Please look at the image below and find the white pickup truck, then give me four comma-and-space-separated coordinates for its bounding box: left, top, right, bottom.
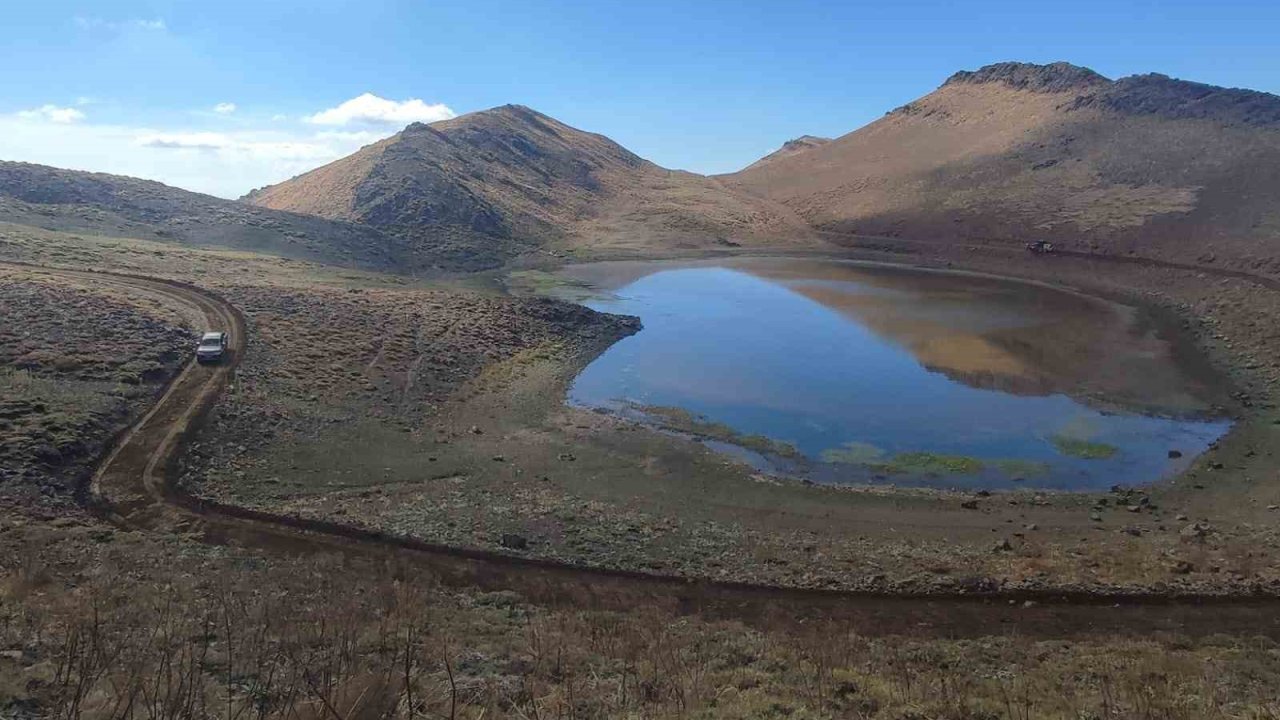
196, 331, 228, 364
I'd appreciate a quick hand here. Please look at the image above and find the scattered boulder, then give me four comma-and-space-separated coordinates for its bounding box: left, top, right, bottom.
1180, 522, 1214, 540
500, 533, 529, 550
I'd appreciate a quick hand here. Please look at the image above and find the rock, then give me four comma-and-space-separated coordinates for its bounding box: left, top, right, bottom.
557, 452, 576, 462
1126, 505, 1142, 513
1175, 513, 1188, 521
1180, 522, 1213, 539
1122, 526, 1143, 537
960, 499, 980, 510
992, 538, 1013, 552
1024, 523, 1038, 531
1170, 559, 1195, 574
492, 455, 505, 462
500, 533, 529, 550
1089, 512, 1103, 522
469, 425, 483, 435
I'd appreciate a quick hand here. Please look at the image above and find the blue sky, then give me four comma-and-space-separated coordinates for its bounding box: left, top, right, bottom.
2, 0, 1278, 197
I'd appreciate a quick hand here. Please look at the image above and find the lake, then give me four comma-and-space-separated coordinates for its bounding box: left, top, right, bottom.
536, 258, 1232, 490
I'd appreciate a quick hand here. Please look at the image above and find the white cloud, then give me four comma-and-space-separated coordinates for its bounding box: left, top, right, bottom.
0, 108, 405, 198
18, 105, 86, 124
306, 93, 455, 126
0, 93, 452, 198
136, 132, 232, 150
213, 102, 237, 115
136, 131, 339, 161
74, 16, 167, 32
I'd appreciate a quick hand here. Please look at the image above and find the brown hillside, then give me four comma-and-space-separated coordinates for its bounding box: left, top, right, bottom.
246, 105, 816, 269
742, 135, 832, 172
0, 160, 419, 272
728, 62, 1280, 275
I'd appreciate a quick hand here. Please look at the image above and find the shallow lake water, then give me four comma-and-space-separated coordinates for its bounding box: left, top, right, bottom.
543, 258, 1232, 490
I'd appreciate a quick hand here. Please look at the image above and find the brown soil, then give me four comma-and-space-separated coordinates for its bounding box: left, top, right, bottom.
5, 234, 1280, 716
0, 266, 192, 514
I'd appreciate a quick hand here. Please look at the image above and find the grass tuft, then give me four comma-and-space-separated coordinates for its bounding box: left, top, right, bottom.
1051, 435, 1120, 459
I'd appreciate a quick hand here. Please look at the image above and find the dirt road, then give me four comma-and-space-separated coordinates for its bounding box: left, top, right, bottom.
24, 261, 1277, 641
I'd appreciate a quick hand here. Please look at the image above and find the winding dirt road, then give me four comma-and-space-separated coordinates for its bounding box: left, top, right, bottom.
25, 262, 1280, 640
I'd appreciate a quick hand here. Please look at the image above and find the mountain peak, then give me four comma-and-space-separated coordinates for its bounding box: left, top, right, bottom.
401, 104, 555, 135
944, 61, 1111, 93
741, 135, 832, 172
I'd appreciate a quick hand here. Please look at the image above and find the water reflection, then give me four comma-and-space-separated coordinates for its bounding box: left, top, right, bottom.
555, 258, 1232, 490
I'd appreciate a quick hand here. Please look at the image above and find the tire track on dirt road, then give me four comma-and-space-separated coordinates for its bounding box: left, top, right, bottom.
13, 261, 1280, 641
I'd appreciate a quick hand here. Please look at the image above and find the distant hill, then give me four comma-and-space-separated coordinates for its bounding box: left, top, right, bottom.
742, 136, 831, 172
0, 161, 420, 273
9, 65, 1279, 276
727, 62, 1280, 275
245, 105, 816, 267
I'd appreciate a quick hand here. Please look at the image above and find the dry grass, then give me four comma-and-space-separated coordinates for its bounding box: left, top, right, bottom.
3, 521, 1280, 719
6, 224, 1280, 717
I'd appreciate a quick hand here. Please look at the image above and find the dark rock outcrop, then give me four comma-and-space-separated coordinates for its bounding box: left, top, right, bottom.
1068, 73, 1280, 126
944, 61, 1111, 94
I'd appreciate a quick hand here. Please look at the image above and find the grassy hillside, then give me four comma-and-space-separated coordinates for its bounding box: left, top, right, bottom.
0, 160, 446, 273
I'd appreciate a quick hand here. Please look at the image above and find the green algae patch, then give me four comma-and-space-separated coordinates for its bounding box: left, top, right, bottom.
1050, 435, 1119, 459
506, 270, 602, 302
884, 452, 985, 475
820, 441, 886, 465
820, 444, 985, 475
630, 404, 805, 461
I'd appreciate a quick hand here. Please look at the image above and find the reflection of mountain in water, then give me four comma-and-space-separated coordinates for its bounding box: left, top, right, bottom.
736, 261, 1229, 417
553, 258, 1230, 418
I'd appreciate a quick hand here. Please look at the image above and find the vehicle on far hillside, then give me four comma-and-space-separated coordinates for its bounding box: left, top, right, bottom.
1026, 240, 1055, 254
196, 331, 228, 364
